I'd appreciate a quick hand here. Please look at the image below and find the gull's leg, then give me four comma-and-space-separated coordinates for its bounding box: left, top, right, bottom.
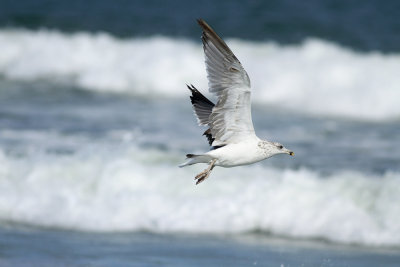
195, 159, 217, 185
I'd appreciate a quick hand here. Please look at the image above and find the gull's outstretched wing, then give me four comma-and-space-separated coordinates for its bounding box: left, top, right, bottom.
198, 19, 255, 147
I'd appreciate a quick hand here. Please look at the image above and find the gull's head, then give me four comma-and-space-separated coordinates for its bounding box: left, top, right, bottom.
272, 142, 294, 157
258, 141, 294, 158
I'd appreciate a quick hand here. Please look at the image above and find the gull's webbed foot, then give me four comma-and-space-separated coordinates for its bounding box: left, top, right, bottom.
195, 171, 210, 185
194, 159, 216, 185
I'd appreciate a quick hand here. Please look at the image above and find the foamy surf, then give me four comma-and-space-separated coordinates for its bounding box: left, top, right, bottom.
1, 29, 400, 120
0, 144, 399, 247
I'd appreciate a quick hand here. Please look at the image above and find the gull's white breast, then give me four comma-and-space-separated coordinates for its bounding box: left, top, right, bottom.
206, 137, 268, 167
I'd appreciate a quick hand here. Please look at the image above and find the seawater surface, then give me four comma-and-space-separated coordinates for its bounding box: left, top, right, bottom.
0, 80, 399, 246
1, 225, 400, 267
0, 0, 400, 266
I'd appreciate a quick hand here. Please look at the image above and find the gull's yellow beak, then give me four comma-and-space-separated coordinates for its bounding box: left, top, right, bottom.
289, 151, 294, 156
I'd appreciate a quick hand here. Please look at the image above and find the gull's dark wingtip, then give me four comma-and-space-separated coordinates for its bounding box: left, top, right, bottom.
195, 18, 238, 63
197, 18, 212, 33
196, 18, 205, 25
187, 84, 197, 93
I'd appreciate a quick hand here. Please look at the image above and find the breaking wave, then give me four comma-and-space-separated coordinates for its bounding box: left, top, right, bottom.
1, 28, 400, 120
0, 139, 399, 247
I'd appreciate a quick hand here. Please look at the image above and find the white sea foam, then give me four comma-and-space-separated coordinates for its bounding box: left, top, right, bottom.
1, 29, 400, 120
0, 143, 399, 247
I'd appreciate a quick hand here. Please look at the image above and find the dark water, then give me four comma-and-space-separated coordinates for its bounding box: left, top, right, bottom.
1, 0, 400, 52
1, 225, 400, 267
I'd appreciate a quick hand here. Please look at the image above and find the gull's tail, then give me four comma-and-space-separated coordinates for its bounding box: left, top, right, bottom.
179, 154, 212, 168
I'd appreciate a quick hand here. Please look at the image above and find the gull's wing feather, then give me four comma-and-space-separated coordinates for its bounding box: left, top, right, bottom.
187, 84, 216, 146
187, 84, 214, 126
198, 19, 255, 146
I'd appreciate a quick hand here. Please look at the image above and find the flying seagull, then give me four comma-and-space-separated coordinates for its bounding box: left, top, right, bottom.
180, 19, 294, 184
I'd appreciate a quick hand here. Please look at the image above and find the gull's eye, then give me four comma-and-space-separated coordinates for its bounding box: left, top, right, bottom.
278, 145, 283, 149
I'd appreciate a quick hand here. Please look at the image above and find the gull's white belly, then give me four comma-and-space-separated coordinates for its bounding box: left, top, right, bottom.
206, 141, 266, 167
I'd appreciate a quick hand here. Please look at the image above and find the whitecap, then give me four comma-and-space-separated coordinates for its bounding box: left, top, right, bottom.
0, 144, 399, 247
1, 29, 400, 120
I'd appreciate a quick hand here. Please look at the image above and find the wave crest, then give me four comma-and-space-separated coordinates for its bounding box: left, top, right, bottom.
0, 144, 399, 247
1, 29, 400, 120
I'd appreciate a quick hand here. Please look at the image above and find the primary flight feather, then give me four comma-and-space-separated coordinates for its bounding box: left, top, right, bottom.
180, 19, 294, 184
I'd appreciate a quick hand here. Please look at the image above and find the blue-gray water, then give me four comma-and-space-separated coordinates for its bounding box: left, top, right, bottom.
2, 225, 400, 267
0, 0, 400, 266
1, 0, 400, 52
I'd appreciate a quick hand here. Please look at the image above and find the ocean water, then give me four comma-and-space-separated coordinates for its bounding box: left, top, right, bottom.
1, 1, 400, 266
